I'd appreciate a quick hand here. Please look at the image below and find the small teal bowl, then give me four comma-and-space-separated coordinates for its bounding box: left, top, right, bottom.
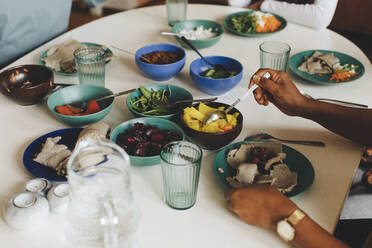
47, 85, 114, 127
135, 43, 186, 81
126, 84, 193, 120
110, 117, 185, 166
190, 56, 243, 96
172, 20, 224, 49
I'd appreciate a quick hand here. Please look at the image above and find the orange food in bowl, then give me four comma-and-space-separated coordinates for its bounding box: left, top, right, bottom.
256, 16, 281, 33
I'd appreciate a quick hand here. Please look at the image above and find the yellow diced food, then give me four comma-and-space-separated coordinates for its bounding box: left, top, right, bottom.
183, 107, 205, 122
202, 122, 223, 133
215, 119, 227, 127
183, 112, 192, 123
226, 114, 237, 127
217, 106, 225, 111
187, 120, 202, 131
197, 102, 217, 116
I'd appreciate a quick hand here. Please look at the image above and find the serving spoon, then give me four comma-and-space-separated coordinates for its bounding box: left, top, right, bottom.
160, 32, 230, 75
69, 88, 136, 110
203, 72, 270, 125
110, 45, 152, 64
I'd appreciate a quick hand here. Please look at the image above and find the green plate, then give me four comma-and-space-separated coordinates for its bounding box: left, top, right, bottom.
39, 42, 113, 76
289, 50, 365, 85
172, 19, 224, 49
212, 140, 315, 197
223, 10, 287, 37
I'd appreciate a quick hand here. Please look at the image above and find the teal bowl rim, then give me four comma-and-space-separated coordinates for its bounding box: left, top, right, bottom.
47, 84, 114, 120
126, 84, 193, 118
172, 19, 225, 43
110, 117, 186, 165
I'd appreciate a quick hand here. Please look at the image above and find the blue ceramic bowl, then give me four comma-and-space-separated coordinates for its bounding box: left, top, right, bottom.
110, 117, 185, 166
47, 85, 114, 127
126, 84, 193, 121
135, 44, 186, 81
189, 56, 243, 96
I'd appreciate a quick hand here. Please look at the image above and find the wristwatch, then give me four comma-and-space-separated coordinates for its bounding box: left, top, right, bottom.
277, 209, 306, 242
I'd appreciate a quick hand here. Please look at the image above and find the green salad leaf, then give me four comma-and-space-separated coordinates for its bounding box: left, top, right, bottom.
229, 13, 258, 34
129, 87, 172, 115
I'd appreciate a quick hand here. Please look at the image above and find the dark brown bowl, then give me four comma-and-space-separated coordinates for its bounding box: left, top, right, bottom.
179, 102, 243, 150
0, 65, 54, 105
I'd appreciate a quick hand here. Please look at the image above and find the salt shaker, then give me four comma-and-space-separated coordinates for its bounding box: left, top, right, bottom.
24, 178, 52, 196
47, 183, 69, 213
3, 192, 49, 229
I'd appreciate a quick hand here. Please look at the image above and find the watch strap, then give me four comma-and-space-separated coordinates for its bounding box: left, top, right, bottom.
287, 209, 306, 227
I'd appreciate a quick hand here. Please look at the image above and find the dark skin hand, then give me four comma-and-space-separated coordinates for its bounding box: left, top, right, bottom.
249, 69, 372, 146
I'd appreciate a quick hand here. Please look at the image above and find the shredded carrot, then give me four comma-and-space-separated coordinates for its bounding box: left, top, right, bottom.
256, 16, 281, 33
330, 71, 355, 82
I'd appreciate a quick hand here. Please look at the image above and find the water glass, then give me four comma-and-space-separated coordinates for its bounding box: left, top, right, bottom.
166, 0, 187, 26
160, 141, 202, 210
260, 41, 291, 71
74, 46, 106, 86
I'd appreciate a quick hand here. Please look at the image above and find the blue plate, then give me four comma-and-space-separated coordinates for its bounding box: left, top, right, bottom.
39, 42, 113, 76
23, 128, 83, 182
212, 140, 315, 197
289, 50, 365, 85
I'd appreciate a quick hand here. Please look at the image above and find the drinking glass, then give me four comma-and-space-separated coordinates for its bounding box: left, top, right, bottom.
260, 41, 291, 71
74, 46, 106, 86
65, 138, 140, 248
166, 0, 187, 26
160, 141, 202, 210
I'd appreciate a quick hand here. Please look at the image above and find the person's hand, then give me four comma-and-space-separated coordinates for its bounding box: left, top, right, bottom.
249, 69, 310, 116
225, 184, 298, 229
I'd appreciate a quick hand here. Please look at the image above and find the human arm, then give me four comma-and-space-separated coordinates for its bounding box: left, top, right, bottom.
260, 0, 338, 29
249, 69, 372, 146
225, 185, 349, 248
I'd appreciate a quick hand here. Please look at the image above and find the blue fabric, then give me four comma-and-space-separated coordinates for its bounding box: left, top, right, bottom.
0, 0, 72, 68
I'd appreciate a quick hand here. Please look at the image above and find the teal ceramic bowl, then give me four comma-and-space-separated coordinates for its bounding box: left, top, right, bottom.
110, 117, 185, 166
172, 20, 224, 49
126, 84, 193, 120
47, 85, 114, 127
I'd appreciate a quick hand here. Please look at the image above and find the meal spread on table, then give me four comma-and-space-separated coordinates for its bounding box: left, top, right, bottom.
0, 7, 365, 236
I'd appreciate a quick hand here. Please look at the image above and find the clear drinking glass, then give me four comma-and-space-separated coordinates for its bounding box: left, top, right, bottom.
160, 141, 202, 210
65, 138, 140, 248
260, 41, 291, 71
166, 0, 187, 26
74, 46, 106, 86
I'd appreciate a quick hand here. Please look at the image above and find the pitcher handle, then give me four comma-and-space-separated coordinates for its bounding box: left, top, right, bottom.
100, 199, 118, 248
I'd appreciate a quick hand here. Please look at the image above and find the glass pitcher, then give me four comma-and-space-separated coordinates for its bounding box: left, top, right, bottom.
64, 137, 140, 248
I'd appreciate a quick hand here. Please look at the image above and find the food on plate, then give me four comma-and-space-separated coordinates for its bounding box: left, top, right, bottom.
140, 51, 183, 64
225, 142, 297, 193
115, 122, 181, 157
298, 51, 359, 82
182, 103, 239, 133
33, 122, 111, 177
228, 11, 282, 34
128, 86, 173, 115
55, 100, 101, 116
202, 68, 237, 79
41, 38, 112, 73
177, 25, 217, 40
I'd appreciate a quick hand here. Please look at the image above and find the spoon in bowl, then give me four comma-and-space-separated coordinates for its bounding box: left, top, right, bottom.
160, 32, 230, 75
203, 72, 270, 125
69, 88, 136, 111
110, 45, 152, 64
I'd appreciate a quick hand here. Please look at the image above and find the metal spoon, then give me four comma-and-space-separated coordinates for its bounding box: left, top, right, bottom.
69, 88, 136, 110
244, 133, 325, 147
300, 91, 368, 108
160, 32, 230, 75
110, 45, 152, 64
167, 97, 218, 112
203, 72, 270, 125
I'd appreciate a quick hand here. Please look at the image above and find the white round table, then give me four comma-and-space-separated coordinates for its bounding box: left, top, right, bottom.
0, 4, 371, 248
